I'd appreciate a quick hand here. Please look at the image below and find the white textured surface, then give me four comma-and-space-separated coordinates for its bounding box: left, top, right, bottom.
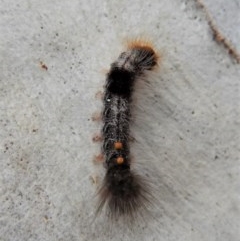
0, 0, 240, 240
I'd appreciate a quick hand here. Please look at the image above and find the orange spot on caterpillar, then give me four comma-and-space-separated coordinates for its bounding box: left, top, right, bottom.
114, 141, 123, 150
116, 156, 124, 165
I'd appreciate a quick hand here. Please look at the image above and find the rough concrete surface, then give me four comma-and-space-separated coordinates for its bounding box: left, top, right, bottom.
0, 0, 239, 240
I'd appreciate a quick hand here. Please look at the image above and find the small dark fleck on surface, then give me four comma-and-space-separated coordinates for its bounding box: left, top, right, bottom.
40, 61, 48, 71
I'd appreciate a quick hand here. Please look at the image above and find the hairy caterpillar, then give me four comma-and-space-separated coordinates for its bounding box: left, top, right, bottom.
97, 40, 159, 220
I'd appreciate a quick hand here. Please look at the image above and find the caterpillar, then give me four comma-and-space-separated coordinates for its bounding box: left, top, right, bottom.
97, 40, 159, 220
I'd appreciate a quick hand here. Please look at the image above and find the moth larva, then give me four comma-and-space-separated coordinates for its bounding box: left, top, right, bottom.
97, 40, 159, 220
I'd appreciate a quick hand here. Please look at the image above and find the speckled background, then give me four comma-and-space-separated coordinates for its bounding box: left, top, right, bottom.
0, 0, 239, 240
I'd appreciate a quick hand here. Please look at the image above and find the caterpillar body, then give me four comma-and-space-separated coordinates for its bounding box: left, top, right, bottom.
97, 40, 159, 219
